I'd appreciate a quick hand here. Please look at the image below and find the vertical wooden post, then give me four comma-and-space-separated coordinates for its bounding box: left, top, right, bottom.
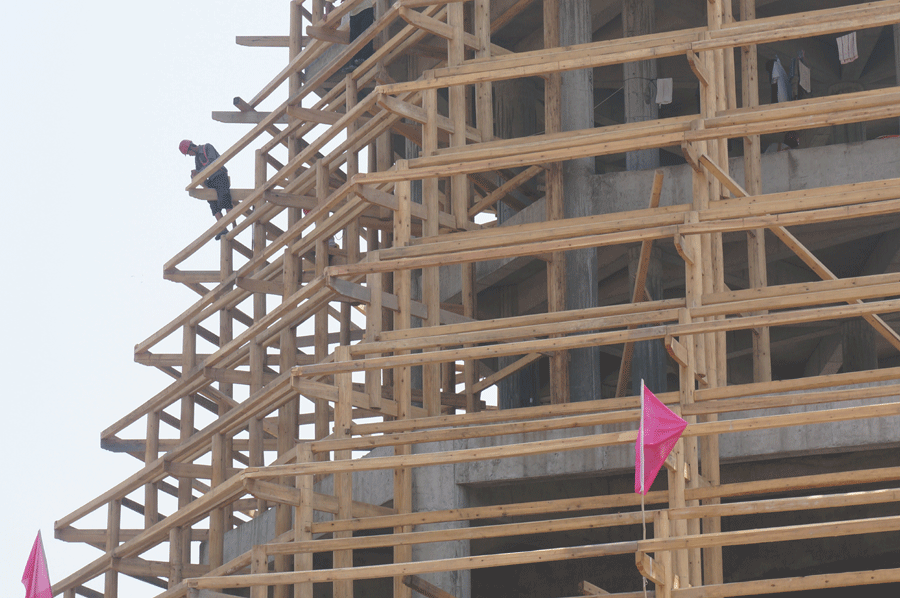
281, 39, 304, 573
544, 0, 569, 404
422, 89, 442, 416
474, 0, 492, 142
311, 0, 324, 24
333, 345, 354, 598
667, 434, 688, 586
144, 410, 159, 529
702, 1, 726, 587
740, 0, 772, 384
365, 257, 385, 412
168, 525, 183, 587
295, 444, 314, 598
250, 544, 268, 598
210, 198, 235, 570
393, 175, 413, 598
104, 499, 121, 598
655, 510, 673, 598
374, 0, 394, 404
170, 323, 196, 586
675, 308, 702, 587
277, 212, 301, 598
447, 2, 478, 412
314, 161, 332, 447
250, 150, 268, 516
343, 75, 361, 349
208, 431, 226, 569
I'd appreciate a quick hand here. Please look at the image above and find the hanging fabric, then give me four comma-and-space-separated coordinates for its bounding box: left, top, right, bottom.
771, 56, 790, 103
837, 32, 858, 64
655, 78, 673, 105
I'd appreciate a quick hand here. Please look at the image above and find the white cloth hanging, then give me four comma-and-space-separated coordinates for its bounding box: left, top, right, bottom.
655, 78, 673, 105
837, 31, 858, 64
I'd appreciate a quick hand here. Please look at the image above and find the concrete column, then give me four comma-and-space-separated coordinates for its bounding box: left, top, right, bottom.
412, 440, 470, 598
622, 0, 659, 171
623, 0, 666, 394
494, 79, 541, 409
561, 0, 601, 402
841, 319, 879, 372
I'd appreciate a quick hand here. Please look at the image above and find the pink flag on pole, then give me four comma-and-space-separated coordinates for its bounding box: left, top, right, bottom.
635, 382, 688, 494
22, 531, 52, 598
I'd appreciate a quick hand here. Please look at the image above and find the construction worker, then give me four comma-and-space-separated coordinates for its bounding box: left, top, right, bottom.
179, 140, 234, 240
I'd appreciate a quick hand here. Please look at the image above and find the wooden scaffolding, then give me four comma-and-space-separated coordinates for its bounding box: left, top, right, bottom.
54, 1, 900, 597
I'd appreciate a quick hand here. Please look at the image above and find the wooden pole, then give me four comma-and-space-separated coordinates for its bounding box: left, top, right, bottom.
104, 499, 120, 598
334, 344, 353, 598
393, 175, 413, 598
740, 0, 772, 383
544, 0, 569, 404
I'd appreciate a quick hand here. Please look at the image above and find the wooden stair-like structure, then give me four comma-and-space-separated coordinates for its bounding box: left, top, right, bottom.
53, 1, 900, 597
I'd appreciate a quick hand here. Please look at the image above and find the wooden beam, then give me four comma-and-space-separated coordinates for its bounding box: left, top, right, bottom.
236, 35, 293, 48
212, 111, 290, 125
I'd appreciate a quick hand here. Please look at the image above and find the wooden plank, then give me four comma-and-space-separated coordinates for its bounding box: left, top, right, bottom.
296, 296, 900, 374
638, 514, 900, 553
186, 540, 640, 589
675, 567, 900, 598
314, 490, 668, 535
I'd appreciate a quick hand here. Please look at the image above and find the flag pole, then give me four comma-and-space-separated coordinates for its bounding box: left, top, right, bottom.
640, 379, 648, 598
640, 378, 646, 496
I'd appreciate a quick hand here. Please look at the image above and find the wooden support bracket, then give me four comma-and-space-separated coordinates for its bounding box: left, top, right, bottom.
665, 335, 688, 367
636, 552, 667, 587
306, 24, 351, 44
663, 454, 691, 481
674, 233, 695, 265
399, 6, 482, 51
686, 50, 709, 87
698, 152, 749, 199
681, 141, 702, 172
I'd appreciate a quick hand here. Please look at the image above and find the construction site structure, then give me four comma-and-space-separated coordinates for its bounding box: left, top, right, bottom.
53, 0, 900, 597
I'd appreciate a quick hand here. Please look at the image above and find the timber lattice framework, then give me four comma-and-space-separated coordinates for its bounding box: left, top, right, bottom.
55, 1, 900, 597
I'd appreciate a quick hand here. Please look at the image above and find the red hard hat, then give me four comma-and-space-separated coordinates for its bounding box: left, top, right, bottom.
179, 139, 193, 155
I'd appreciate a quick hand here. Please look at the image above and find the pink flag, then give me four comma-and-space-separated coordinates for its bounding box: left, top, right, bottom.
635, 382, 687, 494
22, 531, 52, 598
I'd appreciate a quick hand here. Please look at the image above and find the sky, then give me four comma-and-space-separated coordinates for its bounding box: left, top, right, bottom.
1, 2, 291, 595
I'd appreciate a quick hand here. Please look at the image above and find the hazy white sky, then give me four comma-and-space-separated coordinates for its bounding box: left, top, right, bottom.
1, 2, 291, 595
